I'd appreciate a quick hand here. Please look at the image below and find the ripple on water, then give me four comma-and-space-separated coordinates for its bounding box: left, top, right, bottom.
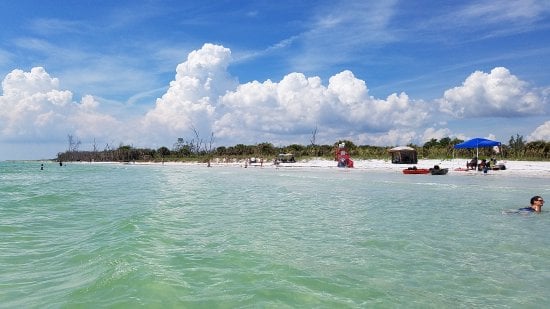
1, 162, 549, 307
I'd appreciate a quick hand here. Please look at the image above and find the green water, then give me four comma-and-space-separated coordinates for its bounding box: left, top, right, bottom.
1, 161, 549, 308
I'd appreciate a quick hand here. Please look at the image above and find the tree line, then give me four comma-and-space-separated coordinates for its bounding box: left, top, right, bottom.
56, 134, 549, 163
420, 134, 549, 160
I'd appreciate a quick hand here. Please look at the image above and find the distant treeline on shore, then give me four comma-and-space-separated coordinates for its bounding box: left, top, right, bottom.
56, 135, 549, 163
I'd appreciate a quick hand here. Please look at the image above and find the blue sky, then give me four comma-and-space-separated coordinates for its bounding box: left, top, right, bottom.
1, 0, 549, 160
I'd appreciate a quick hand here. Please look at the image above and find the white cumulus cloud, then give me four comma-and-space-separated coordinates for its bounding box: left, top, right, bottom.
0, 67, 119, 143
528, 121, 550, 141
421, 127, 453, 143
141, 43, 238, 141
141, 44, 431, 146
214, 69, 429, 145
355, 129, 418, 147
438, 67, 543, 118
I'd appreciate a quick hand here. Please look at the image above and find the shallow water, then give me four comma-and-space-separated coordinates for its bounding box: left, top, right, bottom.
1, 161, 549, 308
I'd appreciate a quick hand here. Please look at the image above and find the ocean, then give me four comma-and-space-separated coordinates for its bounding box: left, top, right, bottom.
1, 161, 549, 308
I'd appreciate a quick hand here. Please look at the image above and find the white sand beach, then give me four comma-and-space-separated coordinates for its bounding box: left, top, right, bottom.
154, 158, 550, 178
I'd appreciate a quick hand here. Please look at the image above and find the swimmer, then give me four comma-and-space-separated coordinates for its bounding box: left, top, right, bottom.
518, 196, 544, 213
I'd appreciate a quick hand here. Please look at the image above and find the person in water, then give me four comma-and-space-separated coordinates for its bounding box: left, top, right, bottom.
518, 196, 544, 213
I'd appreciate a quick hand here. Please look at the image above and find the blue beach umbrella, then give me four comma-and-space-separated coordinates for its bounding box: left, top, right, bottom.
454, 137, 501, 158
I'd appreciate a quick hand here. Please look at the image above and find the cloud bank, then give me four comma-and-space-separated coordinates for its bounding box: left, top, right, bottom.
1, 43, 548, 154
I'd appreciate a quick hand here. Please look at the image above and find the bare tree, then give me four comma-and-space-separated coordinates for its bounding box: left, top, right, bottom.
207, 132, 215, 153
190, 125, 203, 155
67, 134, 74, 151
104, 142, 114, 161
309, 125, 318, 156
67, 134, 81, 152
310, 125, 318, 146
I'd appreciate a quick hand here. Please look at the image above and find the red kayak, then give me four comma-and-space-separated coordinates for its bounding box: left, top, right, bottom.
402, 168, 430, 174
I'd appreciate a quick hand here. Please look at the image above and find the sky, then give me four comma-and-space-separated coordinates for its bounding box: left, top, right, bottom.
1, 0, 550, 160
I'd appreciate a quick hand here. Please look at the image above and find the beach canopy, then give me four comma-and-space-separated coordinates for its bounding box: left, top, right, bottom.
389, 146, 418, 164
454, 138, 501, 158
389, 146, 416, 152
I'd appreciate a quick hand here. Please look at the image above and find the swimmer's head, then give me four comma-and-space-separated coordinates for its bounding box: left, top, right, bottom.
531, 196, 543, 205
530, 196, 544, 212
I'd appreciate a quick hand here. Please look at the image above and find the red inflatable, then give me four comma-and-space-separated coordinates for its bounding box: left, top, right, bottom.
335, 143, 354, 168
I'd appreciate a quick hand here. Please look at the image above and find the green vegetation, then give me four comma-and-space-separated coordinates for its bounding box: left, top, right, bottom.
56, 134, 550, 163
420, 135, 549, 160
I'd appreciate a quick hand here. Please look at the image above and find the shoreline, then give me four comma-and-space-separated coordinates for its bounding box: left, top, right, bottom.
28, 158, 550, 178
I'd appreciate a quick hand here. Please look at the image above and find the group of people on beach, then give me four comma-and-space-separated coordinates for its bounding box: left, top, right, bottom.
466, 157, 498, 173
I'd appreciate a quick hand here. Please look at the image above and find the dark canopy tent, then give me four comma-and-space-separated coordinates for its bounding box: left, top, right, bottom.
454, 138, 501, 158
389, 146, 418, 164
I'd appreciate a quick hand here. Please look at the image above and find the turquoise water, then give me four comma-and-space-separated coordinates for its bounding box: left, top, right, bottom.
1, 161, 549, 308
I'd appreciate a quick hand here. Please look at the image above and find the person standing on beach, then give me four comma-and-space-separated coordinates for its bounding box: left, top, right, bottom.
518, 196, 544, 213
